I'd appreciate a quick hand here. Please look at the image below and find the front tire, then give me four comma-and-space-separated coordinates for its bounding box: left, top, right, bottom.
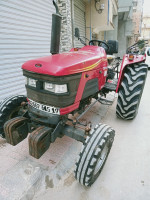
75, 123, 115, 186
116, 63, 148, 120
0, 95, 27, 138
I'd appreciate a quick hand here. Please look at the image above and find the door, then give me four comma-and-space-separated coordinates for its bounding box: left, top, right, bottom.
0, 0, 54, 101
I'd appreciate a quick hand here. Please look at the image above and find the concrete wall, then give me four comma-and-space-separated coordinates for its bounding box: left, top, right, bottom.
85, 0, 115, 40
125, 20, 134, 37
132, 0, 144, 43
118, 20, 127, 57
118, 0, 133, 9
117, 0, 135, 58
118, 19, 134, 58
141, 16, 150, 45
105, 15, 118, 40
133, 11, 142, 35
98, 31, 105, 40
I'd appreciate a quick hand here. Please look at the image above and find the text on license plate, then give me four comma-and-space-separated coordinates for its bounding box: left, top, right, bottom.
28, 99, 60, 115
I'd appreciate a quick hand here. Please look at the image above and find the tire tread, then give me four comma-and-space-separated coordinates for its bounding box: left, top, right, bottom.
116, 63, 148, 119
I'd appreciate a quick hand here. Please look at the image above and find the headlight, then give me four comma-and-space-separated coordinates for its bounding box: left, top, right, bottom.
44, 82, 55, 92
55, 84, 68, 93
28, 78, 37, 87
44, 82, 68, 94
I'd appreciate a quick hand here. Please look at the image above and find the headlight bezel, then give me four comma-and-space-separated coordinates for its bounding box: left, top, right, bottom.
44, 82, 68, 94
26, 77, 37, 88
25, 77, 69, 95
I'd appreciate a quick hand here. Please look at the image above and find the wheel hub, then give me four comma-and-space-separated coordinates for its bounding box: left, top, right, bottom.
94, 144, 109, 175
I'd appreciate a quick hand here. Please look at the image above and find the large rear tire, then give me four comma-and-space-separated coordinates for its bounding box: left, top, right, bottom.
0, 95, 27, 138
75, 123, 115, 186
116, 63, 148, 120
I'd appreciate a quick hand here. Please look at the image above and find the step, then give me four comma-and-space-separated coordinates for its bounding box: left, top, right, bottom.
104, 79, 118, 91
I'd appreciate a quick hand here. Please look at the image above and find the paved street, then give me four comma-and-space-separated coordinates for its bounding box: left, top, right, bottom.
33, 72, 150, 200
0, 0, 149, 199
0, 91, 113, 200
0, 72, 150, 200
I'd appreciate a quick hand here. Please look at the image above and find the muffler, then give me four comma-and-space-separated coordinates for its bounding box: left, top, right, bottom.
50, 0, 62, 54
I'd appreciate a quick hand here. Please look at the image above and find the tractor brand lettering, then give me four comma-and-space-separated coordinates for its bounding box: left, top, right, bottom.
28, 99, 60, 115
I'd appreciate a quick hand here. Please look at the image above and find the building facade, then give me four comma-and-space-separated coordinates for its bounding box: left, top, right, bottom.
0, 0, 86, 101
117, 0, 134, 57
117, 0, 144, 57
1, 0, 141, 101
132, 0, 144, 42
141, 15, 150, 45
85, 0, 118, 41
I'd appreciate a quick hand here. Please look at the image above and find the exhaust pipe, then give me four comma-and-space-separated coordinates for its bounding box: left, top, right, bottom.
50, 0, 62, 55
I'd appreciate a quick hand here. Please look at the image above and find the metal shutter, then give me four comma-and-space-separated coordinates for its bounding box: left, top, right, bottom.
0, 0, 54, 101
74, 0, 86, 48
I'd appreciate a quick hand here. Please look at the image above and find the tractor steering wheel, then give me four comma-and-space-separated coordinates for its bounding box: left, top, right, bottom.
89, 40, 109, 52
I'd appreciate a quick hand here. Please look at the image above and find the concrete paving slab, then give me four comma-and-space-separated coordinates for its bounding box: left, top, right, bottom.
0, 92, 115, 199
33, 73, 150, 200
0, 159, 43, 200
0, 136, 75, 200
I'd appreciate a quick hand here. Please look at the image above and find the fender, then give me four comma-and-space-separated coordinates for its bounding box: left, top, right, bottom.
116, 54, 146, 93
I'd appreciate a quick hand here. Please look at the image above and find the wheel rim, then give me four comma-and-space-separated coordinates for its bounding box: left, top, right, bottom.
94, 143, 109, 175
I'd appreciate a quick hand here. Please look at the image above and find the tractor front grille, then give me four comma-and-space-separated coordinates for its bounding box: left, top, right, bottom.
23, 70, 81, 108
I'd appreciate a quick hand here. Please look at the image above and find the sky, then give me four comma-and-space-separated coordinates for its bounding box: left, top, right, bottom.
143, 0, 150, 15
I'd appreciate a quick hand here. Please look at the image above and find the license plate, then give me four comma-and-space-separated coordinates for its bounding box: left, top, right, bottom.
28, 99, 60, 115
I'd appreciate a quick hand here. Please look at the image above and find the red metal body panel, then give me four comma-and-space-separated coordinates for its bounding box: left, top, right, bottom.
74, 68, 107, 103
60, 102, 80, 115
22, 46, 107, 76
60, 67, 108, 115
116, 54, 146, 93
22, 46, 108, 115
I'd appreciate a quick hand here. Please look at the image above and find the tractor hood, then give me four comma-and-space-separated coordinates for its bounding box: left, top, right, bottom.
22, 46, 107, 76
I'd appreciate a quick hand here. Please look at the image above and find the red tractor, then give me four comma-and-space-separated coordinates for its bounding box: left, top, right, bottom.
0, 1, 148, 186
